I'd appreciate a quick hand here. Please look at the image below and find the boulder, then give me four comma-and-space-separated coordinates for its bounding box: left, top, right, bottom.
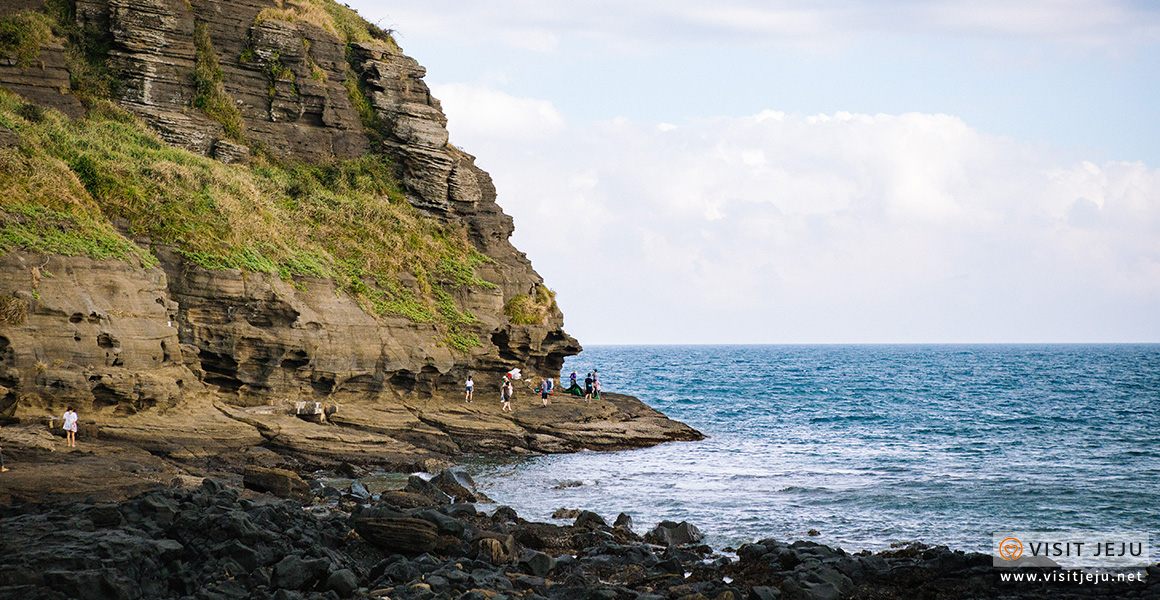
327, 568, 359, 597
474, 531, 519, 565
242, 466, 310, 499
430, 467, 486, 502
613, 512, 634, 531
645, 521, 704, 547
403, 475, 453, 504
272, 554, 329, 590
349, 480, 371, 499
518, 549, 556, 577
492, 506, 519, 523
574, 511, 607, 529
354, 517, 438, 554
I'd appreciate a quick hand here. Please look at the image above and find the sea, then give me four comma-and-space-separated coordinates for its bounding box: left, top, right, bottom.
462, 344, 1160, 554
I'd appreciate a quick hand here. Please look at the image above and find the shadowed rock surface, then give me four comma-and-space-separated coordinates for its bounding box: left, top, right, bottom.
0, 480, 1153, 599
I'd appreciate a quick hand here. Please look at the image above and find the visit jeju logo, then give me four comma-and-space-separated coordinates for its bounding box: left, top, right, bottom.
999, 537, 1023, 561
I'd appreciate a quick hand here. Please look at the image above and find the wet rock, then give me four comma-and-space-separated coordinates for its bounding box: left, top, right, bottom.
645, 521, 703, 547
430, 467, 487, 503
337, 462, 366, 479
552, 508, 581, 520
613, 512, 633, 531
442, 503, 479, 519
404, 475, 453, 505
573, 511, 607, 529
492, 506, 519, 523
87, 504, 123, 528
509, 522, 577, 554
350, 480, 371, 499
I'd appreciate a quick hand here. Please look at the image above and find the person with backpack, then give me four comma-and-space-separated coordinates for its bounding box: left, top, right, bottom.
539, 377, 552, 407
501, 379, 513, 413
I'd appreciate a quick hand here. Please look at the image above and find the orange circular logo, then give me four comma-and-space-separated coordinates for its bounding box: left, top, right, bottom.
999, 537, 1023, 560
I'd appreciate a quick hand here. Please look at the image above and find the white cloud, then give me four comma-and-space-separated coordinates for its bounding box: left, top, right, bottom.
366, 0, 1160, 52
434, 86, 1160, 342
429, 83, 565, 141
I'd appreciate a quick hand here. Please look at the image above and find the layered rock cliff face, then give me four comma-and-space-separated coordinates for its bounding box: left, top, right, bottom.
0, 0, 702, 469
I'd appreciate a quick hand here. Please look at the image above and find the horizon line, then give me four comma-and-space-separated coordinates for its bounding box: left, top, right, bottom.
574, 341, 1160, 347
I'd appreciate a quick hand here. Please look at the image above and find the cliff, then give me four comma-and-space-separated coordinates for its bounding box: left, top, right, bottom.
0, 0, 701, 481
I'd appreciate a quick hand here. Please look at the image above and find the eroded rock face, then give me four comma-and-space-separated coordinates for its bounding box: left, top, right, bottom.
0, 249, 695, 464
0, 41, 85, 120
0, 253, 194, 421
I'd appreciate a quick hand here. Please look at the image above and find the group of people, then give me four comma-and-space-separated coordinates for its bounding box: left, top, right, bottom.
463, 369, 600, 412
569, 369, 601, 401
0, 406, 78, 474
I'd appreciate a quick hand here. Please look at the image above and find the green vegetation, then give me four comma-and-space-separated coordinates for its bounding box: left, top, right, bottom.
0, 88, 488, 349
504, 285, 558, 325
343, 68, 384, 142
302, 39, 327, 81
192, 21, 246, 141
0, 203, 156, 266
0, 10, 53, 67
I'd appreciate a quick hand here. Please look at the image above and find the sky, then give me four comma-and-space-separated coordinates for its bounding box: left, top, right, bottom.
347, 0, 1160, 344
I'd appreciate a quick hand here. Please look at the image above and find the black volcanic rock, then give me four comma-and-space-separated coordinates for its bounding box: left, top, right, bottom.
3, 483, 1150, 600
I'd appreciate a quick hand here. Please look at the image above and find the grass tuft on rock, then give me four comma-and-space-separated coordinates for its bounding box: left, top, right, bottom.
504, 285, 558, 325
0, 295, 28, 325
192, 20, 245, 141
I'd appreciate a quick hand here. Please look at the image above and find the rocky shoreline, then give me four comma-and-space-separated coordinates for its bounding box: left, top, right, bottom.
0, 387, 703, 505
1, 467, 1155, 600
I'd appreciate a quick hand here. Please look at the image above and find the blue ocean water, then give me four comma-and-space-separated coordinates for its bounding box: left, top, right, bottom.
464, 345, 1160, 553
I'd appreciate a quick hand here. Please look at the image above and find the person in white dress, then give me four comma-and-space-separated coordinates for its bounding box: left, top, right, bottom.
62, 407, 78, 448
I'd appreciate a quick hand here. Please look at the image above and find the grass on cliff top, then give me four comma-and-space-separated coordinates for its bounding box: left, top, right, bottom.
256, 0, 399, 49
0, 89, 489, 349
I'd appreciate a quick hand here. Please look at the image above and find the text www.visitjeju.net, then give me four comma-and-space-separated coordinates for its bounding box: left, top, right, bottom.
998, 570, 1148, 585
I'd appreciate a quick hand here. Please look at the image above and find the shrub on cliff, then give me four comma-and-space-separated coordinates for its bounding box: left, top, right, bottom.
0, 10, 53, 67
504, 285, 558, 325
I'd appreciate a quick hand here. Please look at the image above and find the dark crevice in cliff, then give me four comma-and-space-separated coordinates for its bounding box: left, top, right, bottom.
199, 350, 242, 393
